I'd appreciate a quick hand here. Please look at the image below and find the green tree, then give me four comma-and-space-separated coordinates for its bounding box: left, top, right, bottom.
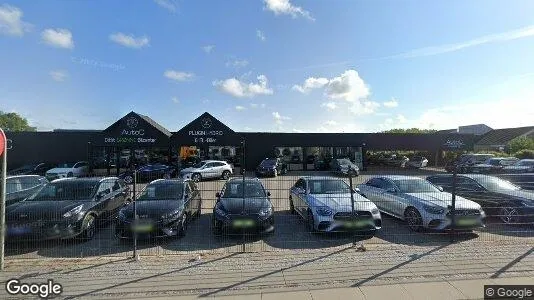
381, 128, 437, 134
0, 111, 36, 131
508, 136, 534, 153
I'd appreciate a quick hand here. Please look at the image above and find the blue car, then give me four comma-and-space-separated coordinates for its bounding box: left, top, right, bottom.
119, 164, 177, 184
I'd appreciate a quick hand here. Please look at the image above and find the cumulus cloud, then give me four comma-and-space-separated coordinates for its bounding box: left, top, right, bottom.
324, 120, 338, 126
250, 103, 266, 109
172, 97, 179, 104
49, 70, 68, 82
213, 75, 273, 98
292, 129, 304, 133
202, 45, 215, 53
109, 32, 150, 48
321, 102, 338, 111
348, 101, 380, 115
273, 112, 290, 124
0, 4, 31, 36
154, 0, 177, 12
383, 98, 399, 108
256, 29, 266, 41
235, 105, 246, 111
164, 70, 195, 82
264, 0, 314, 21
225, 58, 249, 69
292, 77, 329, 93
41, 28, 74, 49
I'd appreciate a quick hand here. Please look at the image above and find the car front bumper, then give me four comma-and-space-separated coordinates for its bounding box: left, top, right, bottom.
313, 211, 381, 233
213, 213, 274, 235
6, 219, 85, 241
423, 210, 486, 231
115, 217, 182, 239
255, 169, 276, 177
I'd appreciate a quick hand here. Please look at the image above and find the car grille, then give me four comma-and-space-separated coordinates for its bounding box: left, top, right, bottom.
447, 209, 481, 217
334, 211, 372, 220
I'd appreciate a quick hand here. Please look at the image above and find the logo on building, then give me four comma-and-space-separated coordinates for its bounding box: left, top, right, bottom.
444, 140, 465, 149
201, 117, 212, 129
126, 117, 139, 129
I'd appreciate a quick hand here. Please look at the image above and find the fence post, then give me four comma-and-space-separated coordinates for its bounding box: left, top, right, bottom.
132, 170, 139, 260
349, 172, 356, 246
241, 139, 246, 253
0, 129, 7, 270
450, 165, 457, 243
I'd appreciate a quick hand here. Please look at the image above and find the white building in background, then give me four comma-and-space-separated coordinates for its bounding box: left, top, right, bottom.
457, 124, 493, 136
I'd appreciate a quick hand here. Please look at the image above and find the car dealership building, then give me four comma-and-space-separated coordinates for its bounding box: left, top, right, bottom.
5, 112, 476, 173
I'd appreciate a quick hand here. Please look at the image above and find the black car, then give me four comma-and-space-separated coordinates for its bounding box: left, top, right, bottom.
445, 154, 494, 173
330, 158, 360, 176
212, 178, 274, 235
497, 174, 534, 191
255, 158, 287, 177
6, 177, 130, 241
468, 157, 519, 174
115, 179, 202, 239
7, 163, 55, 176
118, 163, 178, 184
427, 174, 534, 225
6, 175, 48, 207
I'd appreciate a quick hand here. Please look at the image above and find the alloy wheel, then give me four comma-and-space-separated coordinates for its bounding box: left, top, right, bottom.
124, 175, 133, 184
405, 208, 423, 232
192, 174, 201, 182
222, 171, 230, 180
84, 215, 96, 240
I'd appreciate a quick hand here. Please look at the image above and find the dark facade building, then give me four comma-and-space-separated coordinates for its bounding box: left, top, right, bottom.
5, 111, 477, 172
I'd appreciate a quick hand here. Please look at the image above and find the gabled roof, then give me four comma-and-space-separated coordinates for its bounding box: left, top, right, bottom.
476, 126, 534, 146
138, 114, 172, 137
103, 111, 171, 137
174, 112, 235, 134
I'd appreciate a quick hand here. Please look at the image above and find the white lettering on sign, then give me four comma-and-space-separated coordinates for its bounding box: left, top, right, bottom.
194, 137, 217, 143
121, 129, 145, 136
137, 138, 156, 143
188, 130, 223, 136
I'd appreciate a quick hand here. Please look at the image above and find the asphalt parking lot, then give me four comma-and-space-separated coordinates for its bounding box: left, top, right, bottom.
5, 168, 534, 259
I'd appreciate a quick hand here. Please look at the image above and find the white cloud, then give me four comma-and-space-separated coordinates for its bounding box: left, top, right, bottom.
154, 0, 177, 12
250, 103, 267, 109
0, 4, 31, 36
225, 58, 249, 69
324, 120, 338, 126
292, 77, 329, 93
264, 0, 314, 21
273, 112, 290, 125
292, 128, 304, 133
235, 105, 246, 111
390, 25, 534, 59
348, 101, 380, 115
397, 114, 407, 123
41, 28, 74, 49
383, 98, 399, 108
213, 75, 273, 98
202, 45, 215, 53
172, 97, 179, 104
321, 102, 338, 111
109, 32, 150, 48
256, 29, 266, 41
164, 70, 195, 82
49, 70, 68, 82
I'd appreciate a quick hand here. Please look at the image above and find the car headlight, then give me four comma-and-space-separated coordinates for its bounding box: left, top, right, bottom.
259, 206, 273, 217
163, 210, 181, 220
371, 208, 380, 215
63, 205, 83, 218
521, 201, 534, 207
316, 206, 333, 216
423, 204, 444, 215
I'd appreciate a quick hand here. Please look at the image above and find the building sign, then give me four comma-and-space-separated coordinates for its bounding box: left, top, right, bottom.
443, 139, 465, 149
188, 117, 224, 144
104, 117, 157, 144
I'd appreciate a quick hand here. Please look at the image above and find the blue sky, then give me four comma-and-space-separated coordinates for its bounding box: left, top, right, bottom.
1, 0, 533, 132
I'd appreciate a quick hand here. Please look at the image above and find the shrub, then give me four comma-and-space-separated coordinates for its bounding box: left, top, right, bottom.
508, 136, 534, 153
513, 149, 534, 159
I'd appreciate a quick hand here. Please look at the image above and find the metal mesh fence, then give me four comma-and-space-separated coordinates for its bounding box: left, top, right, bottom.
3, 165, 534, 260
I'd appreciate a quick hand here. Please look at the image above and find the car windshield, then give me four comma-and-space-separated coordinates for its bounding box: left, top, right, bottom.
486, 159, 502, 166
393, 179, 440, 193
260, 159, 276, 167
308, 179, 351, 194
476, 177, 520, 191
57, 162, 76, 168
193, 161, 207, 168
516, 160, 534, 166
221, 182, 266, 198
411, 156, 422, 161
138, 183, 184, 200
13, 164, 37, 172
28, 181, 98, 201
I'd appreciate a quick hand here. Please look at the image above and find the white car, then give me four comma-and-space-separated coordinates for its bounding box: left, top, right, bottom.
45, 161, 89, 180
179, 160, 233, 182
406, 156, 429, 168
358, 175, 485, 232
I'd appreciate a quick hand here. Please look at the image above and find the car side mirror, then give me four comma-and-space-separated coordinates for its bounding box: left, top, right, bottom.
267, 191, 271, 197
437, 186, 444, 192
353, 187, 361, 194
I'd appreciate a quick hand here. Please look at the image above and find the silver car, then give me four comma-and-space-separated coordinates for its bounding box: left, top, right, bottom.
358, 175, 485, 232
289, 176, 382, 234
180, 160, 233, 182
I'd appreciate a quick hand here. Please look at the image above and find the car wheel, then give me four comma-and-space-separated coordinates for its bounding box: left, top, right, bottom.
178, 214, 188, 237
404, 207, 423, 232
82, 214, 96, 241
289, 198, 296, 215
67, 172, 73, 177
307, 209, 316, 232
123, 175, 134, 184
191, 173, 202, 182
222, 170, 231, 180
499, 206, 519, 224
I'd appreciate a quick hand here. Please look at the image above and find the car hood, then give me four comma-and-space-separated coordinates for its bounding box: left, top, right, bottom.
472, 164, 494, 168
403, 192, 480, 209
310, 193, 376, 211
218, 198, 271, 214
121, 200, 182, 220
6, 200, 89, 221
46, 168, 73, 174
180, 167, 199, 173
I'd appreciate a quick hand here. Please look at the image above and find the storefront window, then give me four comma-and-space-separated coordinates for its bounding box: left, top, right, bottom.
275, 147, 303, 170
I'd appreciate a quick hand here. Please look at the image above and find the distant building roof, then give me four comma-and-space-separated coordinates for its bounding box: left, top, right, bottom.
435, 129, 457, 134
476, 126, 534, 146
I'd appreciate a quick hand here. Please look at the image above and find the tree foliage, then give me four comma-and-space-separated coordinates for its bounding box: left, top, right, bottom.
381, 128, 438, 134
0, 111, 36, 131
508, 136, 534, 153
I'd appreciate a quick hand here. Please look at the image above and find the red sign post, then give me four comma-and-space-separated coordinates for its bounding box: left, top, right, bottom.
0, 128, 6, 270
0, 129, 5, 156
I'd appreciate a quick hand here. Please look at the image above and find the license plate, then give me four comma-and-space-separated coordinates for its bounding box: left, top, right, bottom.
8, 226, 32, 235
232, 219, 255, 228
456, 218, 478, 226
131, 224, 154, 233
344, 220, 369, 228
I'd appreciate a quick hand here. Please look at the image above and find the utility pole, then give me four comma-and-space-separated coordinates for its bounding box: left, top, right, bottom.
132, 171, 139, 261
0, 129, 7, 270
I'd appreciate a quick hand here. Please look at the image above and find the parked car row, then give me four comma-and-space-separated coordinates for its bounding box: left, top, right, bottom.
446, 154, 534, 174
4, 173, 533, 243
8, 161, 90, 179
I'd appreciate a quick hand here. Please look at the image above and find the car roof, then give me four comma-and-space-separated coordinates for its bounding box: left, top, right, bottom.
147, 179, 187, 185
227, 177, 262, 183
299, 176, 344, 180
379, 175, 423, 180
52, 177, 118, 183
427, 174, 492, 180
201, 160, 227, 163
7, 174, 45, 180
